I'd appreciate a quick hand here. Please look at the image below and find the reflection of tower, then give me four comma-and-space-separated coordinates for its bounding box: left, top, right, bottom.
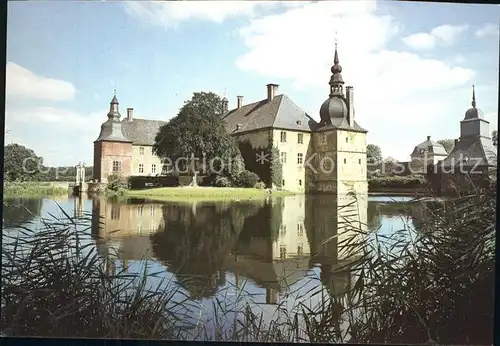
74, 195, 84, 218
265, 287, 279, 305
305, 188, 368, 300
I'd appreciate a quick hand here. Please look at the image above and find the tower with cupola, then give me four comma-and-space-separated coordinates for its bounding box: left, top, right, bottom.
93, 92, 133, 183
305, 42, 368, 196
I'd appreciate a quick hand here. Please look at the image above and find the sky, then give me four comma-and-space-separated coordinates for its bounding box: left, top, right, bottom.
5, 0, 500, 166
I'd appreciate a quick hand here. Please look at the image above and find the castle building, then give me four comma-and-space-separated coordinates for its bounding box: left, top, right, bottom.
93, 43, 368, 194
439, 85, 496, 171
430, 86, 496, 193
222, 43, 368, 194
93, 93, 167, 183
409, 136, 448, 174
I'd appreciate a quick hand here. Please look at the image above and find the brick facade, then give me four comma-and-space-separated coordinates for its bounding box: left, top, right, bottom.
93, 141, 133, 183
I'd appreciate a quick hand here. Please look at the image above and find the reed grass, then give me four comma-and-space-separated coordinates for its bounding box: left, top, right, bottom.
1, 179, 495, 343
4, 182, 68, 198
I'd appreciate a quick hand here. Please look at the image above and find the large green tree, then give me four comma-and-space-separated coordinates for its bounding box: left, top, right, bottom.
4, 144, 45, 182
153, 92, 241, 183
366, 144, 382, 164
437, 139, 455, 154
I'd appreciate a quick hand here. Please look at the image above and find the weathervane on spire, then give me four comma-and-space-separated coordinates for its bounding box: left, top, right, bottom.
471, 84, 476, 108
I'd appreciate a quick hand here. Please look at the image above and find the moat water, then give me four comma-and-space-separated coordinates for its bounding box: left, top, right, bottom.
3, 193, 427, 340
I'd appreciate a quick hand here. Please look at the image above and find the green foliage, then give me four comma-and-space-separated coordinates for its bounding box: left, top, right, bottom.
107, 173, 128, 191
369, 175, 427, 189
269, 145, 283, 188
234, 170, 260, 188
437, 138, 455, 154
255, 181, 266, 189
3, 182, 68, 198
214, 176, 233, 187
4, 144, 45, 182
366, 144, 382, 164
153, 91, 241, 176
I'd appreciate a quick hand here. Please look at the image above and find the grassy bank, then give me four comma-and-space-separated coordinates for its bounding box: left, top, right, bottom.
4, 181, 69, 198
126, 186, 295, 202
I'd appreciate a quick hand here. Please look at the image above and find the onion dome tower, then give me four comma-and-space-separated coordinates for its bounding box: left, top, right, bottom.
319, 42, 349, 125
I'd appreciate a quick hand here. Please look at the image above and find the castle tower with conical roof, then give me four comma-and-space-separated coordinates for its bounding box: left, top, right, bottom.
306, 40, 368, 196
93, 92, 133, 183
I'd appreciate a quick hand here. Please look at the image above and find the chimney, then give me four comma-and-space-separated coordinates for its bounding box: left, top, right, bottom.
126, 108, 134, 121
346, 86, 354, 126
237, 96, 243, 109
267, 83, 279, 101
427, 135, 431, 141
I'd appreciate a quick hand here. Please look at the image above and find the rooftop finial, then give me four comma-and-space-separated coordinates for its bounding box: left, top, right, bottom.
328, 32, 344, 97
471, 84, 476, 108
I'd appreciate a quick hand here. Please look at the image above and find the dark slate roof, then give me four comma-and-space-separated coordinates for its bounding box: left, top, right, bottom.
439, 136, 496, 168
411, 137, 448, 156
222, 94, 318, 134
95, 119, 132, 143
314, 117, 367, 133
121, 118, 168, 146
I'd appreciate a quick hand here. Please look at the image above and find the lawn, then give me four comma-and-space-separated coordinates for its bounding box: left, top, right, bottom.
126, 186, 296, 202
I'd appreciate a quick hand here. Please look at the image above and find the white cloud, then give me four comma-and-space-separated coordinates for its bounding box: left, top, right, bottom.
475, 23, 499, 38
233, 1, 486, 161
124, 1, 271, 30
402, 24, 468, 50
5, 106, 105, 166
6, 62, 76, 101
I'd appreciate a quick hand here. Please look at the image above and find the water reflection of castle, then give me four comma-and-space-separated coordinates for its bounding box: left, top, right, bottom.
91, 191, 369, 303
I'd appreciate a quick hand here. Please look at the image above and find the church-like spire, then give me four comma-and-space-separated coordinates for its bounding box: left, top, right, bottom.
329, 38, 344, 97
108, 91, 121, 120
471, 84, 476, 108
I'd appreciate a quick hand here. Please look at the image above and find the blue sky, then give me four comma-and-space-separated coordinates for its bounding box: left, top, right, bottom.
5, 1, 499, 166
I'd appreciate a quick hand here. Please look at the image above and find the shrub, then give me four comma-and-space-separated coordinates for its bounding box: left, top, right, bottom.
107, 173, 128, 191
235, 170, 260, 188
214, 176, 233, 187
368, 174, 427, 189
255, 181, 266, 189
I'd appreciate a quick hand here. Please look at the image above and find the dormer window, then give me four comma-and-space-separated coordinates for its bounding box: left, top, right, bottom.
296, 120, 302, 125
236, 124, 242, 131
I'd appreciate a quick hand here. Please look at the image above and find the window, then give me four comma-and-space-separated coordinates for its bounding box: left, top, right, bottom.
297, 133, 303, 144
297, 153, 303, 165
344, 158, 347, 164
345, 137, 348, 143
152, 164, 156, 174
111, 204, 120, 220
322, 133, 327, 144
281, 152, 287, 164
139, 164, 144, 173
297, 223, 303, 236
359, 159, 361, 164
280, 131, 287, 142
282, 179, 285, 186
280, 245, 287, 259
150, 206, 155, 216
112, 161, 121, 172
137, 206, 143, 216
299, 179, 302, 186
280, 224, 287, 236
139, 147, 145, 155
